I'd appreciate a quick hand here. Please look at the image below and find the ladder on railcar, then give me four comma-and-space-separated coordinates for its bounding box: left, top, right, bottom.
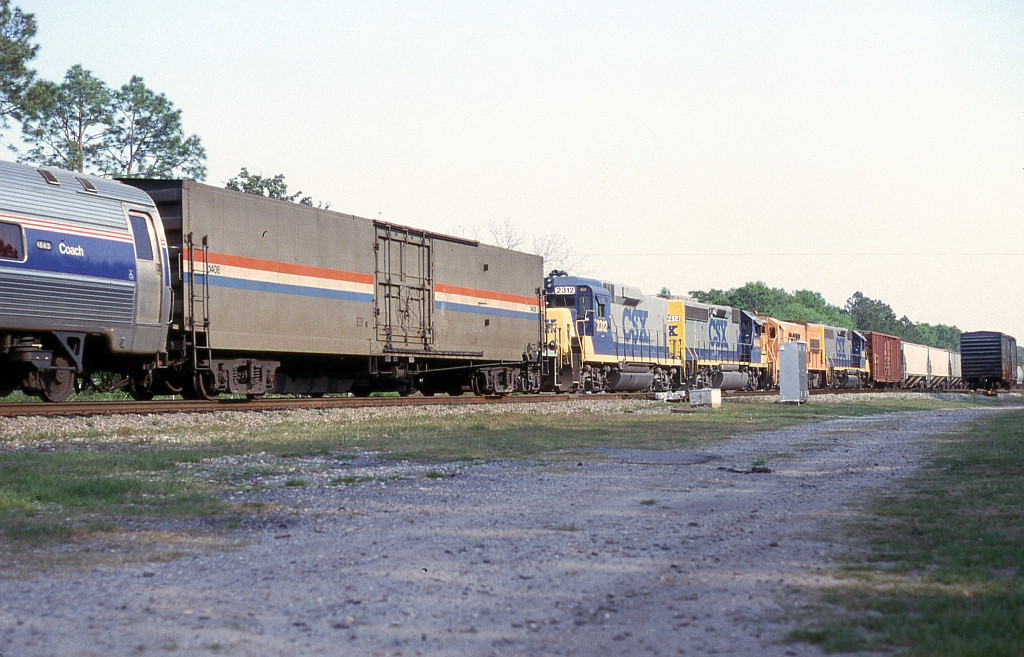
184, 232, 212, 373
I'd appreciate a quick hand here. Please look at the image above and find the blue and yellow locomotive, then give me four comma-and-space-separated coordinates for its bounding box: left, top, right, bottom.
824, 325, 868, 388
542, 274, 680, 392
667, 299, 771, 390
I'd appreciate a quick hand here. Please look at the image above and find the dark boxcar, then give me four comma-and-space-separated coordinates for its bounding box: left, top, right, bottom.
126, 180, 543, 398
0, 160, 171, 401
960, 331, 1018, 390
864, 331, 902, 386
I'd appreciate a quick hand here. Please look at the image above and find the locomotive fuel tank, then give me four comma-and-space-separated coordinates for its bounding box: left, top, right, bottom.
605, 364, 656, 391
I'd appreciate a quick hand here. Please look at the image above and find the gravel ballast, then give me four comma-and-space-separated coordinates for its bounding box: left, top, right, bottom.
0, 400, 1009, 656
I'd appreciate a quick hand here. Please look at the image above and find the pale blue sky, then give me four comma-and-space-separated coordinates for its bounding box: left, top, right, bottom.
13, 0, 1024, 340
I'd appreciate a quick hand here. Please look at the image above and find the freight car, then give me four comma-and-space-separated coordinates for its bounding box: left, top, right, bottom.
863, 331, 902, 387
929, 346, 962, 389
960, 331, 1017, 390
900, 341, 961, 389
542, 274, 679, 392
0, 161, 172, 402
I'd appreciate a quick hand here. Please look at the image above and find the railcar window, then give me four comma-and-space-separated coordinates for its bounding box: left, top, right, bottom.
128, 213, 155, 261
0, 221, 23, 260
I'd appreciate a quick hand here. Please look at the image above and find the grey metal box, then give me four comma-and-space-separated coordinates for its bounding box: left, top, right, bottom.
780, 341, 809, 403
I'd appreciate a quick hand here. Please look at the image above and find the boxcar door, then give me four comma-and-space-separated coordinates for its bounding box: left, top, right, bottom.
374, 225, 434, 351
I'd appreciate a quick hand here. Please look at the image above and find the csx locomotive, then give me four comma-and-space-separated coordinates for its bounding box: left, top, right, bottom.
0, 159, 1016, 402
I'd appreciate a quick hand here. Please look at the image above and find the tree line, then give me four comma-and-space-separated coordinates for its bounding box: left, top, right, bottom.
687, 281, 964, 353
0, 2, 205, 179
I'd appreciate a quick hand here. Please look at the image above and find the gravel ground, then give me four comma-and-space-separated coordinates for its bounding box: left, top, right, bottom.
0, 398, 1011, 656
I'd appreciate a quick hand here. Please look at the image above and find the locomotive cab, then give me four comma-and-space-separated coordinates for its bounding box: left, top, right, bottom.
544, 276, 611, 339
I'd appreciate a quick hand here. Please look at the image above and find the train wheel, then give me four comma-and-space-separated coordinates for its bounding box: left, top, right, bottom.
192, 371, 218, 401
40, 356, 75, 403
129, 383, 155, 401
128, 371, 155, 401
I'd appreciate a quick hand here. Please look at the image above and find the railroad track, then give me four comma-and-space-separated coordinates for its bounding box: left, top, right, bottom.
0, 392, 647, 418
0, 386, 977, 419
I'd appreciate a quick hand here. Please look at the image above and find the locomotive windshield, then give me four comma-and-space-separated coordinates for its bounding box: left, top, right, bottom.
546, 294, 575, 309
546, 283, 582, 309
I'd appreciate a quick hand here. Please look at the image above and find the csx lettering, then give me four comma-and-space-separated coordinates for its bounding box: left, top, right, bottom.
709, 318, 728, 344
622, 308, 649, 343
59, 242, 85, 257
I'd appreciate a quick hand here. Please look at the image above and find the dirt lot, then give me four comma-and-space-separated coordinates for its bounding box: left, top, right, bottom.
0, 406, 998, 656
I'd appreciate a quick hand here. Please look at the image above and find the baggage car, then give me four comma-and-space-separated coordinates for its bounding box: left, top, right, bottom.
127, 180, 544, 398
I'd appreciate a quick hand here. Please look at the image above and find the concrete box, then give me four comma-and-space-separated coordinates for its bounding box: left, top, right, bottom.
690, 388, 721, 408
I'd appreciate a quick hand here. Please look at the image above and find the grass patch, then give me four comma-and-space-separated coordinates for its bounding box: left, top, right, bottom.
789, 408, 1024, 656
0, 446, 222, 545
254, 397, 981, 462
0, 396, 988, 547
330, 474, 375, 486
